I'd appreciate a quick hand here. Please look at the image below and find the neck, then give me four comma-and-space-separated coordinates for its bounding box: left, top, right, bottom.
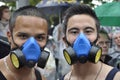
72, 61, 101, 78
1, 18, 8, 22
117, 45, 120, 49
101, 56, 105, 62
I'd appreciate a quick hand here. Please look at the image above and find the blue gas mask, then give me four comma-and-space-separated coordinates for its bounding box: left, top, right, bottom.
63, 33, 102, 65
10, 37, 50, 69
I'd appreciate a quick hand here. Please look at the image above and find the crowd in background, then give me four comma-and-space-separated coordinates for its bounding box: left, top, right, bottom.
0, 4, 120, 80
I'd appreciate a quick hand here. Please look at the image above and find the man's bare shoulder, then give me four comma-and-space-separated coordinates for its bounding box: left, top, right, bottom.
103, 63, 120, 80
0, 58, 5, 70
114, 71, 120, 80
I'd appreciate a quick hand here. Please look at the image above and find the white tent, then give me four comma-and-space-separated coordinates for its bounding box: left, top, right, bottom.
0, 0, 29, 9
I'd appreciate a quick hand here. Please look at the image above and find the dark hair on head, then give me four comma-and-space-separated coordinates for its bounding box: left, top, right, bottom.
63, 4, 100, 34
99, 28, 110, 40
0, 5, 9, 20
9, 5, 47, 32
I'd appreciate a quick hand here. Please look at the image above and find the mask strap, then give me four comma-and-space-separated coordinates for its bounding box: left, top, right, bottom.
64, 36, 73, 47
43, 35, 49, 50
92, 33, 99, 44
11, 32, 20, 50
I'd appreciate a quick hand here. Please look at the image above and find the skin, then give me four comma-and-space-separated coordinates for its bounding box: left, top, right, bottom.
66, 14, 97, 44
96, 33, 110, 55
0, 16, 48, 80
8, 16, 48, 49
64, 14, 120, 80
2, 8, 10, 21
113, 32, 120, 48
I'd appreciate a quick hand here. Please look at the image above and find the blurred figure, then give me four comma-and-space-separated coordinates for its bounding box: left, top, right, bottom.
36, 37, 56, 80
96, 29, 112, 65
0, 5, 10, 37
0, 6, 10, 59
52, 23, 71, 79
109, 30, 120, 58
109, 30, 120, 68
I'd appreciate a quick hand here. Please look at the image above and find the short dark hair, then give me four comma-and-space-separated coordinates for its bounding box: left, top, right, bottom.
9, 5, 47, 32
0, 5, 9, 20
63, 4, 100, 34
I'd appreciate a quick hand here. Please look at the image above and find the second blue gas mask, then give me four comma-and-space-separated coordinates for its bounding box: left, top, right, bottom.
10, 37, 50, 69
63, 33, 102, 65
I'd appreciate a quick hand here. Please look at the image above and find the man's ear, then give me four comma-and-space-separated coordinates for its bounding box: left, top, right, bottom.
63, 36, 68, 47
7, 31, 12, 44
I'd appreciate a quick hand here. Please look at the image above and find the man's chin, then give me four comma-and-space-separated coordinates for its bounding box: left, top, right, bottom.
102, 52, 107, 56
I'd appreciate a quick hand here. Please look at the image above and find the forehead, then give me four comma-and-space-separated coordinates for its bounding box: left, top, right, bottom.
13, 16, 48, 34
3, 8, 9, 12
67, 14, 96, 29
3, 8, 9, 11
99, 34, 108, 40
113, 32, 120, 38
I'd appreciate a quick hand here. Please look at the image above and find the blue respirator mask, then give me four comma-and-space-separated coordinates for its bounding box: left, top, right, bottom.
10, 37, 50, 69
63, 33, 102, 65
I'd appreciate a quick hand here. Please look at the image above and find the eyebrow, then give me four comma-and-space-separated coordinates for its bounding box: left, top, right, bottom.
17, 32, 47, 36
68, 27, 79, 32
84, 26, 95, 31
17, 32, 29, 35
68, 26, 95, 32
35, 33, 47, 37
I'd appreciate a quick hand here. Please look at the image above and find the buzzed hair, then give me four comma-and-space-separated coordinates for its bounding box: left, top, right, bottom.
9, 6, 47, 32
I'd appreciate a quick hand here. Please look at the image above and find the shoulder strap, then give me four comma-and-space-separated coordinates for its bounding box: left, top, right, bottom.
35, 68, 42, 80
0, 71, 7, 80
60, 74, 67, 80
105, 67, 119, 80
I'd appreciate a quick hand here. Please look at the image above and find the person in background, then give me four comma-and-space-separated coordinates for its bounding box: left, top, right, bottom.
96, 28, 112, 65
0, 5, 10, 59
0, 6, 50, 80
52, 23, 71, 79
36, 36, 56, 80
109, 30, 120, 58
61, 4, 120, 80
109, 30, 120, 69
0, 5, 10, 37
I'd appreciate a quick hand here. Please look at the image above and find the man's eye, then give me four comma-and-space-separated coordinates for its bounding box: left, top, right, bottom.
99, 42, 104, 45
70, 31, 79, 35
84, 30, 93, 34
18, 34, 28, 39
114, 37, 118, 40
36, 36, 45, 41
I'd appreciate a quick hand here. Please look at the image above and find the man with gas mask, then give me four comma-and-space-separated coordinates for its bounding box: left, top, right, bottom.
0, 6, 50, 80
61, 4, 120, 80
